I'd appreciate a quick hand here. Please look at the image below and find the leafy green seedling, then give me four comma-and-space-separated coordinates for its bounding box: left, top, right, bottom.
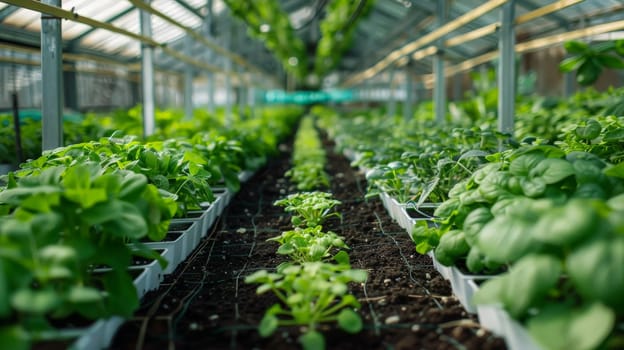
274, 192, 342, 227
268, 226, 348, 264
245, 262, 367, 350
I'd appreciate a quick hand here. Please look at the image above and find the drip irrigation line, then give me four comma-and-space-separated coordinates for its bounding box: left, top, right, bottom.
373, 212, 444, 310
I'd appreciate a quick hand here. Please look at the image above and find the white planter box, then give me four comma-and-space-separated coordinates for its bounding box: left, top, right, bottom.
142, 232, 186, 275
169, 219, 200, 258
449, 266, 489, 314
72, 256, 166, 349
500, 309, 542, 350
427, 251, 452, 281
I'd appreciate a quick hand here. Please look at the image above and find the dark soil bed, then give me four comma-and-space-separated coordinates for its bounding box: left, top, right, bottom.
110, 131, 506, 350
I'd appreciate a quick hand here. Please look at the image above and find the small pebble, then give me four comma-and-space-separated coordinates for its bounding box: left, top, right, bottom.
189, 322, 199, 330
451, 327, 463, 338
383, 278, 391, 284
236, 228, 247, 234
411, 324, 420, 332
209, 314, 219, 321
476, 328, 486, 337
377, 298, 387, 305
401, 306, 407, 311
385, 315, 400, 324
425, 273, 431, 279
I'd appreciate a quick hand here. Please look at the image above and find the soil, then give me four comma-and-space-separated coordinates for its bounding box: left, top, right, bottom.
109, 131, 507, 350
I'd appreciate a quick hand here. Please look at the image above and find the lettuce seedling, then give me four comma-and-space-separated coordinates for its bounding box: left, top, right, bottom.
267, 226, 348, 264
274, 192, 341, 228
245, 262, 367, 350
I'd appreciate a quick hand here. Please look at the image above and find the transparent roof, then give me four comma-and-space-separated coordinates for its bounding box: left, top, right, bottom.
0, 0, 622, 81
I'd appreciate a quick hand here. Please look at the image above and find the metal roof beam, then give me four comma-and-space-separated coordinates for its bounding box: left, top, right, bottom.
516, 0, 570, 28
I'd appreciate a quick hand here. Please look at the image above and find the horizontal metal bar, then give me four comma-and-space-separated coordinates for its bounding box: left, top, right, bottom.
515, 0, 582, 25
344, 0, 508, 86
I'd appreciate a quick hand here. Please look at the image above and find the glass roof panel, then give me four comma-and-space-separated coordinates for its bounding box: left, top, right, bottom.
4, 8, 39, 28
152, 16, 186, 43
152, 1, 203, 28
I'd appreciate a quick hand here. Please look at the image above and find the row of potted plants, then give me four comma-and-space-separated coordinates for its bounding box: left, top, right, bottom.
0, 106, 302, 349
313, 94, 624, 350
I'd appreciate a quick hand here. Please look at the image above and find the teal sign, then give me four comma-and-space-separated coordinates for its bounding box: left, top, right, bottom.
264, 89, 355, 104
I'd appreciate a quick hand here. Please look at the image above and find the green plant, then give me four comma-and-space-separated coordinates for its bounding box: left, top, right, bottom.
560, 40, 624, 86
286, 116, 330, 190
268, 226, 348, 264
245, 261, 367, 350
473, 195, 624, 350
0, 163, 176, 348
274, 192, 342, 228
411, 145, 624, 273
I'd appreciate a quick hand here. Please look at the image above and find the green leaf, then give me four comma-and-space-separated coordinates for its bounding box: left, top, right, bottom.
434, 230, 469, 266
564, 40, 589, 54
119, 173, 148, 201
519, 177, 546, 197
462, 207, 493, 246
101, 270, 139, 317
532, 199, 601, 246
559, 55, 585, 72
340, 269, 368, 283
478, 214, 539, 263
333, 250, 350, 266
567, 236, 624, 311
530, 158, 575, 184
11, 288, 60, 314
66, 286, 104, 304
595, 53, 624, 69
575, 119, 602, 140
577, 59, 602, 86
509, 153, 545, 177
604, 162, 624, 179
527, 302, 615, 350
259, 313, 279, 337
81, 200, 124, 226
337, 308, 363, 333
62, 164, 91, 189
0, 326, 30, 350
473, 254, 561, 318
64, 188, 108, 209
298, 330, 325, 350
101, 202, 148, 239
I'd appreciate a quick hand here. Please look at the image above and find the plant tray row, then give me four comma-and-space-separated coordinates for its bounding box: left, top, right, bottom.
343, 146, 540, 350
66, 173, 250, 349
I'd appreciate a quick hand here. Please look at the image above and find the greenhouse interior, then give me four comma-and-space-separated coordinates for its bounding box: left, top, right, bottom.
1, 0, 624, 349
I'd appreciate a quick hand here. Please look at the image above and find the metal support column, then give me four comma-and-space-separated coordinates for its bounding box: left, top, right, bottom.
433, 0, 447, 124
403, 65, 414, 121
387, 69, 397, 117
140, 1, 155, 137
41, 0, 63, 150
183, 36, 194, 120
498, 0, 516, 136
